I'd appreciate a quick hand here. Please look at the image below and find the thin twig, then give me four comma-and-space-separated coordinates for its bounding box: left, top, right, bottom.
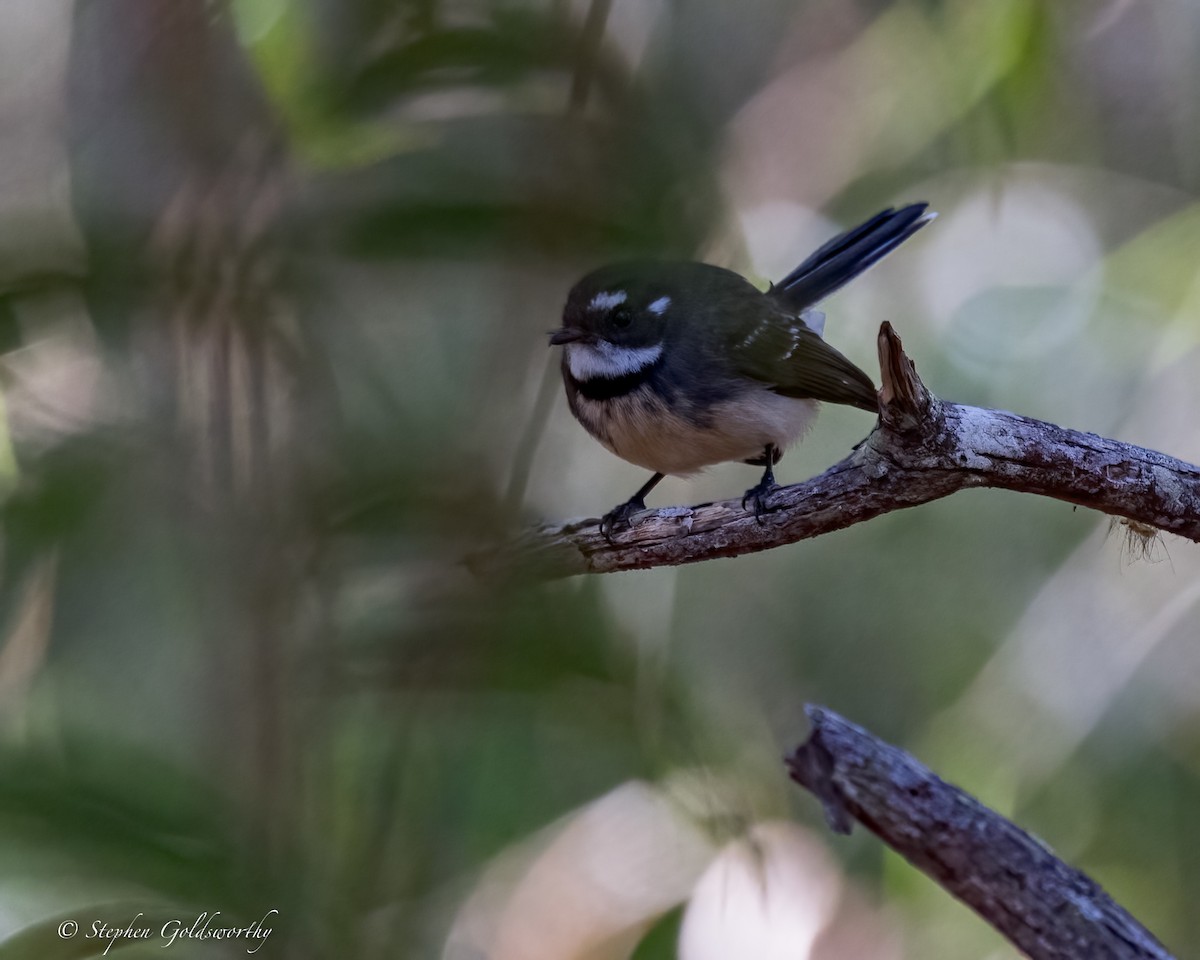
567, 0, 614, 111
788, 705, 1177, 960
503, 352, 564, 513
471, 323, 1200, 580
503, 0, 614, 512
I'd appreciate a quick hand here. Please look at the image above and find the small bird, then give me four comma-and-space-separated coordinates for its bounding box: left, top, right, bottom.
549, 203, 935, 539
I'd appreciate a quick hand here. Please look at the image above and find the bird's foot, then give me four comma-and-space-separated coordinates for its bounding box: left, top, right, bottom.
600, 497, 646, 543
741, 478, 779, 523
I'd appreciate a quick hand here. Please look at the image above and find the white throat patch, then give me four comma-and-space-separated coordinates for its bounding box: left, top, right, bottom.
567, 340, 663, 382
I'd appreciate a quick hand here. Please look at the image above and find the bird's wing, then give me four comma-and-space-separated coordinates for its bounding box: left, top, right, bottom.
731, 203, 934, 411
729, 311, 878, 411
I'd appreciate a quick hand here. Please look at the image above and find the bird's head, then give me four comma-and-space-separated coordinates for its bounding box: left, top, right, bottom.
551, 263, 675, 349
550, 262, 758, 382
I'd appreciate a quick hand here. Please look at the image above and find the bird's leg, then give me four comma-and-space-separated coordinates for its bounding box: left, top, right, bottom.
600, 472, 664, 542
742, 443, 780, 522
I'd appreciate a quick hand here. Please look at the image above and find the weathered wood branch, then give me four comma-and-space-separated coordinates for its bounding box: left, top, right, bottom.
788, 706, 1176, 960
474, 323, 1200, 579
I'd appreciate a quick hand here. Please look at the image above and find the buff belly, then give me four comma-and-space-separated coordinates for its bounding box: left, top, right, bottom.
569, 384, 819, 476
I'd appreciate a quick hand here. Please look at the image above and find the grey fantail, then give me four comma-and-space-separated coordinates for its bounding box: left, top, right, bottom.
549, 203, 935, 539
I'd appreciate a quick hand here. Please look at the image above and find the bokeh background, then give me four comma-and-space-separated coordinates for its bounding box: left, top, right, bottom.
0, 0, 1198, 957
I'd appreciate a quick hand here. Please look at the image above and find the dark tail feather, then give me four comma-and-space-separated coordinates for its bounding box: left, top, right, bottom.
771, 203, 933, 309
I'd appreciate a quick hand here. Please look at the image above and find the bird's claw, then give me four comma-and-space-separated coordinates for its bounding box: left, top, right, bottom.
600, 497, 646, 543
741, 480, 779, 524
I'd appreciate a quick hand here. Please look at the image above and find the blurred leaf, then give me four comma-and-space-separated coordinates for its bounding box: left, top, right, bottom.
839, 0, 1040, 169
1105, 202, 1200, 349
631, 905, 684, 960
0, 435, 115, 635
0, 741, 245, 904
343, 15, 574, 114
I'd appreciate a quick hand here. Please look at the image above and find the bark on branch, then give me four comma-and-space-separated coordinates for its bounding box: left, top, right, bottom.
788, 706, 1176, 960
474, 324, 1200, 579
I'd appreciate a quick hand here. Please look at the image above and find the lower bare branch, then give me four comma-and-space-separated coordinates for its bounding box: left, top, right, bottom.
472, 324, 1200, 579
788, 706, 1176, 960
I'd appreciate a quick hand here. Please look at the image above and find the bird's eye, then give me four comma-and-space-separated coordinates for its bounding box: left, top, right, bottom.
611, 305, 633, 329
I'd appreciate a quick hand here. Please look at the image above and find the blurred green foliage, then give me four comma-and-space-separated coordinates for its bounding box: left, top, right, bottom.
0, 1, 1197, 958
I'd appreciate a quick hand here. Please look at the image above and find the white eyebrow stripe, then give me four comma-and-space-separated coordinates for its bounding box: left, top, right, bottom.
567, 341, 662, 382
588, 290, 627, 312
647, 296, 671, 316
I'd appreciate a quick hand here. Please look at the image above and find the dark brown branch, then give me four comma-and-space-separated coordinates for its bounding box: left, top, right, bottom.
472, 323, 1200, 580
788, 706, 1176, 960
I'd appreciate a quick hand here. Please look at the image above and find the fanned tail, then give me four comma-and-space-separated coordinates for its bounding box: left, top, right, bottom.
770, 203, 934, 310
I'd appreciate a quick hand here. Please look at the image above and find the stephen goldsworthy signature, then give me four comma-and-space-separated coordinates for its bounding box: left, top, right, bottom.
57, 909, 278, 955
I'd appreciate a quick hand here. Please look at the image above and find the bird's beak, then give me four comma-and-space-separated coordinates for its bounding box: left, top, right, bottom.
548, 327, 590, 346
